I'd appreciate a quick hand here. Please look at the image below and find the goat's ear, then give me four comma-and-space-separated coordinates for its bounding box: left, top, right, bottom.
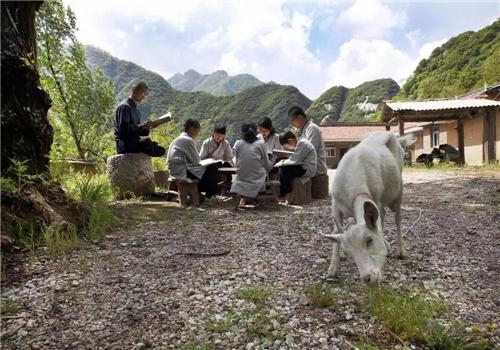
363, 201, 379, 231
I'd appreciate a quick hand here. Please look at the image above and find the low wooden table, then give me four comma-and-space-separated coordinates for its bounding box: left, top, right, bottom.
217, 167, 236, 196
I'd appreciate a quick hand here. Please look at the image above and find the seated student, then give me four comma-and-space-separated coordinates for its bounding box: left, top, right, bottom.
288, 106, 327, 177
167, 119, 219, 201
257, 117, 282, 160
231, 123, 272, 206
277, 131, 317, 203
199, 123, 234, 166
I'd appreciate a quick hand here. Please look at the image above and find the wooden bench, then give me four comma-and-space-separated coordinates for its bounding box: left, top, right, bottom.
168, 177, 199, 206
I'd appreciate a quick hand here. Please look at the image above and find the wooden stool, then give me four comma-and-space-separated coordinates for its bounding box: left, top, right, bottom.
286, 177, 312, 205
168, 177, 199, 206
311, 174, 329, 199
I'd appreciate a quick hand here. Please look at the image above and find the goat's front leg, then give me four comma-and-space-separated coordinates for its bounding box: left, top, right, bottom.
394, 197, 405, 259
327, 202, 343, 277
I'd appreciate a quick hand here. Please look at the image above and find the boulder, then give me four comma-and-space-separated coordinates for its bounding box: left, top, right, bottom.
154, 170, 170, 189
107, 154, 154, 197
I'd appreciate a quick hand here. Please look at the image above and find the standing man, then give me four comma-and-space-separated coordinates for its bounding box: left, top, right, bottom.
288, 106, 327, 176
114, 81, 167, 157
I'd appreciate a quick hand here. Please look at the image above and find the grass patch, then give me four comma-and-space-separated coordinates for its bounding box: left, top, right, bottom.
0, 298, 20, 316
365, 286, 447, 342
204, 312, 236, 333
181, 340, 216, 350
425, 322, 494, 350
235, 285, 273, 305
303, 283, 338, 308
355, 340, 381, 350
13, 223, 39, 254
43, 225, 80, 257
364, 286, 493, 349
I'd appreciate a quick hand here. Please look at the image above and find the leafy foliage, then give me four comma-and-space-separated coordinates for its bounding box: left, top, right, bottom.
84, 46, 312, 143
168, 69, 264, 96
37, 1, 115, 161
306, 79, 400, 122
398, 19, 500, 100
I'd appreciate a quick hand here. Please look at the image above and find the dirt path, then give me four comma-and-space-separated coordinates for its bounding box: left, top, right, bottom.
2, 170, 499, 349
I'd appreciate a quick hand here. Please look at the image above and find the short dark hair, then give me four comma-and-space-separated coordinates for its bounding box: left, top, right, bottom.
241, 123, 258, 144
279, 131, 297, 146
288, 106, 306, 119
257, 117, 275, 135
132, 81, 149, 94
184, 118, 200, 132
214, 123, 226, 135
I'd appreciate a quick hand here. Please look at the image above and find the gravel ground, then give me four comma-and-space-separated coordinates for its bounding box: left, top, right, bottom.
1, 169, 499, 349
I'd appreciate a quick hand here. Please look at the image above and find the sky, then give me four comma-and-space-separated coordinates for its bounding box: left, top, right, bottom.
63, 0, 499, 99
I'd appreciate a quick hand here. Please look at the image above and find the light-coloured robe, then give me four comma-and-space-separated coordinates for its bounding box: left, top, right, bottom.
167, 132, 205, 180
199, 137, 234, 165
230, 140, 272, 198
279, 139, 317, 178
257, 133, 282, 155
299, 119, 328, 176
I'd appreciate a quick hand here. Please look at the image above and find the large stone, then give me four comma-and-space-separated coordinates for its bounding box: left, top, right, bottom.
107, 154, 154, 197
154, 170, 170, 189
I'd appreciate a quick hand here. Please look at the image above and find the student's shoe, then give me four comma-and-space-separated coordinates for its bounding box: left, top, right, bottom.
204, 196, 218, 203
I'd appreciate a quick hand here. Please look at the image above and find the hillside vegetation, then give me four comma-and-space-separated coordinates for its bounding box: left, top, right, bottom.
398, 19, 500, 100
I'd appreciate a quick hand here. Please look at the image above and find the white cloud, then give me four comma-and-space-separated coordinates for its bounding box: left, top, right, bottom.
337, 0, 407, 39
326, 39, 414, 88
418, 39, 447, 60
405, 29, 421, 49
326, 36, 449, 89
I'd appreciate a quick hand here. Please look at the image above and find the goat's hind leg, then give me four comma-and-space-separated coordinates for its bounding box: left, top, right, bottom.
327, 201, 344, 277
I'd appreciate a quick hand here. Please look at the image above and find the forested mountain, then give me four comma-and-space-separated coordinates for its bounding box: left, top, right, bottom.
306, 79, 400, 123
397, 19, 500, 100
168, 69, 263, 96
84, 46, 311, 141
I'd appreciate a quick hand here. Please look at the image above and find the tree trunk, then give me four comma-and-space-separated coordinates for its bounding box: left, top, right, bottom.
1, 1, 52, 176
1, 2, 86, 259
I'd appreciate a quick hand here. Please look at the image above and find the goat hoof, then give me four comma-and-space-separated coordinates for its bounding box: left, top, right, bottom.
393, 249, 406, 259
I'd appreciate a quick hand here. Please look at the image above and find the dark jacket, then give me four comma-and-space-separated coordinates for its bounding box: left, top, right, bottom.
113, 98, 150, 153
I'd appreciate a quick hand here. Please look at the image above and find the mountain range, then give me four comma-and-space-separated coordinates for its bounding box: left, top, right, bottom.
84, 45, 310, 141
167, 69, 263, 96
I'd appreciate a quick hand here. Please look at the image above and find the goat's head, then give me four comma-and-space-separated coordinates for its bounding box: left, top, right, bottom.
327, 201, 389, 285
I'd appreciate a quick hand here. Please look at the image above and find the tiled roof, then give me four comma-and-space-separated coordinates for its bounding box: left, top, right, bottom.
320, 125, 397, 142
385, 99, 500, 112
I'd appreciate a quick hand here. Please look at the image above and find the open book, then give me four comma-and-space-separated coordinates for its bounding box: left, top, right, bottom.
272, 149, 294, 159
200, 158, 223, 167
140, 112, 172, 128
274, 159, 303, 167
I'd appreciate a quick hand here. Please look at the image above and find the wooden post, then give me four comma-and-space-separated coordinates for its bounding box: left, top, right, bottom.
485, 109, 496, 162
458, 119, 465, 166
399, 116, 405, 136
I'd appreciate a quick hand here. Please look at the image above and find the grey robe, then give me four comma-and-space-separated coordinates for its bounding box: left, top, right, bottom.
279, 139, 317, 178
199, 137, 234, 165
299, 120, 328, 176
230, 140, 272, 198
257, 133, 282, 155
167, 132, 205, 180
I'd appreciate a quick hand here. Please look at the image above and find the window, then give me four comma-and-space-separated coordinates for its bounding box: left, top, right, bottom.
326, 147, 336, 158
431, 125, 440, 147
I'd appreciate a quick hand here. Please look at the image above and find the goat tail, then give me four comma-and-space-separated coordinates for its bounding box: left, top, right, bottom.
398, 133, 416, 148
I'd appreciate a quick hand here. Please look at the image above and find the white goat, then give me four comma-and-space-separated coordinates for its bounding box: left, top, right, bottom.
323, 132, 416, 285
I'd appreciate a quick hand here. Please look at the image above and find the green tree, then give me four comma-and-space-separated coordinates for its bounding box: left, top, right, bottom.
36, 0, 115, 161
